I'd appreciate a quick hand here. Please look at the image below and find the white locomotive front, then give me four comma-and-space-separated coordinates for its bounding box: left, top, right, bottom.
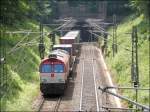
39, 49, 70, 95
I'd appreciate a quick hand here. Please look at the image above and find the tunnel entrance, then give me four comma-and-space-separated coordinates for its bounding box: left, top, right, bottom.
73, 21, 97, 42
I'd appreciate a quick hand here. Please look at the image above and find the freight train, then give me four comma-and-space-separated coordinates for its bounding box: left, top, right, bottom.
39, 30, 80, 95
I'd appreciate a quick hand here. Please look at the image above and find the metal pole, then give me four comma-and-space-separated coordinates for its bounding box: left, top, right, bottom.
4, 32, 7, 94
135, 27, 139, 112
99, 87, 149, 111
114, 15, 117, 53
131, 26, 140, 111
104, 33, 108, 56
0, 30, 7, 97
147, 14, 150, 112
39, 23, 42, 59
102, 86, 149, 90
90, 31, 92, 42
112, 14, 116, 57
60, 30, 63, 37
102, 106, 137, 111
39, 23, 45, 59
91, 27, 93, 42
131, 27, 134, 82
135, 88, 138, 112
135, 27, 139, 86
52, 33, 56, 45
0, 31, 4, 97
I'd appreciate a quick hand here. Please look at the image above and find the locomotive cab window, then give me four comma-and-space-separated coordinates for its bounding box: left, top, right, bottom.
41, 64, 52, 73
54, 64, 64, 73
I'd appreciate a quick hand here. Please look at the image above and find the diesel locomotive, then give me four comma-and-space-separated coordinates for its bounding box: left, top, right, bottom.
39, 30, 80, 95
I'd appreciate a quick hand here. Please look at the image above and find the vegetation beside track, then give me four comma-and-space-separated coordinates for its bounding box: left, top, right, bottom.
0, 20, 52, 111
105, 14, 149, 106
0, 0, 57, 111
1, 0, 149, 111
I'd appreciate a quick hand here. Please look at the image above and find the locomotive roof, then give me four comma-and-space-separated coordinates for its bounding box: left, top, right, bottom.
50, 49, 69, 56
39, 49, 69, 63
53, 44, 72, 48
40, 49, 70, 64
61, 30, 79, 39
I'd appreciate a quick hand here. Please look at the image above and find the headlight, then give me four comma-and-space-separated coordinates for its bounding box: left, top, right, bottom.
41, 79, 47, 83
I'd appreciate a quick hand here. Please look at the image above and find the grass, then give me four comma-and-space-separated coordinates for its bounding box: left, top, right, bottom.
0, 19, 52, 111
105, 14, 149, 106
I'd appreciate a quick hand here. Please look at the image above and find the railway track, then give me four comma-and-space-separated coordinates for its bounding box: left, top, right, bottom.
32, 43, 117, 111
79, 44, 100, 111
38, 96, 62, 112
53, 97, 62, 112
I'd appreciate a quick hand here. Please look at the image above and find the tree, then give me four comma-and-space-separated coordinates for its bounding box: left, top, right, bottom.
129, 0, 150, 18
0, 0, 55, 26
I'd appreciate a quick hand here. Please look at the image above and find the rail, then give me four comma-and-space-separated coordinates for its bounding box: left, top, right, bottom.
37, 97, 45, 112
37, 97, 62, 112
53, 97, 62, 112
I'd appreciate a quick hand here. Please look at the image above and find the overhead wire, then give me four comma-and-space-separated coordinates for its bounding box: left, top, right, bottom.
7, 31, 32, 54
7, 18, 75, 71
88, 30, 132, 52
6, 18, 77, 77
87, 20, 132, 52
12, 34, 31, 71
7, 31, 47, 54
6, 18, 74, 54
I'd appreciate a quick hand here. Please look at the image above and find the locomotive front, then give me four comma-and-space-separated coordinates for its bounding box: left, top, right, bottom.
39, 50, 70, 95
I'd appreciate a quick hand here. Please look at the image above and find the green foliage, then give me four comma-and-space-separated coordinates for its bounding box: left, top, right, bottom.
0, 0, 56, 26
106, 14, 149, 106
0, 0, 26, 25
0, 19, 51, 111
68, 1, 100, 13
88, 1, 99, 13
129, 0, 150, 18
107, 0, 132, 16
68, 0, 131, 14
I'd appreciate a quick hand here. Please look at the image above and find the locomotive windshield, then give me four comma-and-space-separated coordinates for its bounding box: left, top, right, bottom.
41, 64, 52, 73
54, 64, 64, 73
